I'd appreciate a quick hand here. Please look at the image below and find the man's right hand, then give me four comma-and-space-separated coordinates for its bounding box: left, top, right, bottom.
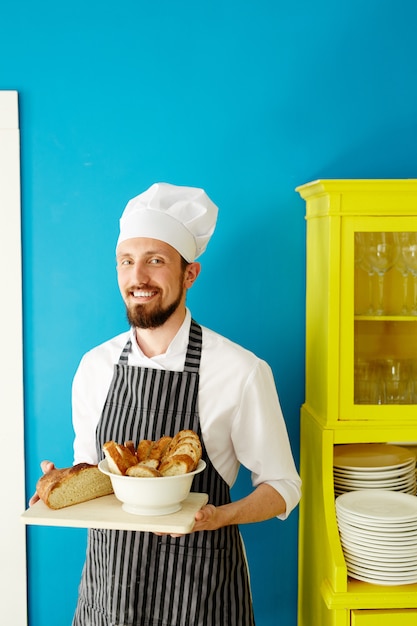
28, 460, 56, 506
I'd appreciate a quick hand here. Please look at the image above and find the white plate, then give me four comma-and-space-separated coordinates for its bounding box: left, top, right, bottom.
336, 490, 417, 521
337, 508, 417, 532
334, 475, 416, 489
346, 565, 417, 583
347, 570, 417, 585
339, 522, 417, 540
334, 444, 416, 471
340, 537, 417, 553
334, 466, 416, 482
342, 543, 417, 561
346, 561, 417, 583
347, 560, 417, 577
336, 504, 417, 531
334, 483, 416, 492
336, 509, 417, 530
335, 486, 417, 498
345, 554, 417, 573
338, 515, 417, 535
334, 487, 417, 499
334, 461, 416, 480
339, 528, 417, 548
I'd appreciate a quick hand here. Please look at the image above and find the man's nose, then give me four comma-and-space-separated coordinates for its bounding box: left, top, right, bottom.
133, 261, 150, 283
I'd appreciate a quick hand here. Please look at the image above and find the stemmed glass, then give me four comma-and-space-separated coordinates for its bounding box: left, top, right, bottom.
393, 233, 410, 314
358, 232, 399, 315
355, 233, 375, 314
400, 232, 417, 315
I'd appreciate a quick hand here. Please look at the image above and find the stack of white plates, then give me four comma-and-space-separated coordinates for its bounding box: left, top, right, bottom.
334, 444, 416, 497
336, 490, 417, 585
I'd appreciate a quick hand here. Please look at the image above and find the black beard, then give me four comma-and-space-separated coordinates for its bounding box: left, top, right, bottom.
125, 290, 184, 329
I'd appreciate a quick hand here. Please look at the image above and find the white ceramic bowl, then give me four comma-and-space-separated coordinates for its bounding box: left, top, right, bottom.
98, 459, 206, 516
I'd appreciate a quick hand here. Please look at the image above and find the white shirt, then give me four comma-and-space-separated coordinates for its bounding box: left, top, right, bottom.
72, 310, 301, 519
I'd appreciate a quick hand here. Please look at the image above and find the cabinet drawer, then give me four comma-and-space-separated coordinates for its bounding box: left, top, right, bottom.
351, 608, 417, 625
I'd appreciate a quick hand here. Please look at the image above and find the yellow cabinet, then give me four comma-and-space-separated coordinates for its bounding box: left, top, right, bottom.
296, 180, 417, 626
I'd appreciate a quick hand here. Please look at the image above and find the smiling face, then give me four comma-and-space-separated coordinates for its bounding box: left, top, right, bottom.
116, 237, 200, 330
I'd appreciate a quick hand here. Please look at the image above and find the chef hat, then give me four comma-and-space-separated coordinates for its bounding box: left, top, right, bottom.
117, 182, 218, 262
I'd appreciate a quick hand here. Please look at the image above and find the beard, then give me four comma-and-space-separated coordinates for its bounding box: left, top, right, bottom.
125, 285, 185, 330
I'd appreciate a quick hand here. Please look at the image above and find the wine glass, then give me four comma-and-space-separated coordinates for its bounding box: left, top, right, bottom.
355, 232, 375, 314
400, 232, 417, 315
359, 232, 399, 315
393, 233, 410, 314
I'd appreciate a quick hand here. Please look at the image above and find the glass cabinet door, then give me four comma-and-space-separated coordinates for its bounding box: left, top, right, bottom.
340, 218, 417, 419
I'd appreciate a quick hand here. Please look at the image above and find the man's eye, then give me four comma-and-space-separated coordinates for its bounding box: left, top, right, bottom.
149, 258, 162, 264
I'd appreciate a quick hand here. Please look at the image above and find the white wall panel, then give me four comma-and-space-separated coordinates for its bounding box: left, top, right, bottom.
0, 90, 26, 624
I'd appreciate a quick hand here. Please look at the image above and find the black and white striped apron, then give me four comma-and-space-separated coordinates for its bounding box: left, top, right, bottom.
73, 320, 255, 626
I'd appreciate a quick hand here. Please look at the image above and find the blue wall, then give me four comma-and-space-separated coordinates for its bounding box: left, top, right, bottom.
2, 1, 417, 624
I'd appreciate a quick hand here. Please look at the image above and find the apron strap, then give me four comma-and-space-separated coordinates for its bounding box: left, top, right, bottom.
184, 319, 202, 373
117, 319, 202, 372
118, 339, 131, 364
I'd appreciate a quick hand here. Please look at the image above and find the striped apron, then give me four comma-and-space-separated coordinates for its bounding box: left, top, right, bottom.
73, 320, 254, 626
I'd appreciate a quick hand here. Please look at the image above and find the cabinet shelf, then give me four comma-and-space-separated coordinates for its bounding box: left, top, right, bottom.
322, 578, 417, 610
354, 315, 417, 322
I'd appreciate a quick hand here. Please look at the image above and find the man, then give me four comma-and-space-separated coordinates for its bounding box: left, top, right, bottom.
35, 182, 301, 625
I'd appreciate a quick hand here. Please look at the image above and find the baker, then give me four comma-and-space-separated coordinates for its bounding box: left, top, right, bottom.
36, 182, 301, 626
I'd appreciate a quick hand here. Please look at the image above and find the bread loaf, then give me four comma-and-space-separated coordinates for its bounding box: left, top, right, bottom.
103, 429, 203, 478
36, 463, 114, 510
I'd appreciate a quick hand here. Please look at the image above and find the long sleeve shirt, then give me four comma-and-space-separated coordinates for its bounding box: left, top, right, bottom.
72, 310, 301, 519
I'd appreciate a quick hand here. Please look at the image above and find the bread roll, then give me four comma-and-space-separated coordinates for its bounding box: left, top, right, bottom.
137, 439, 152, 462
170, 429, 199, 447
126, 463, 162, 477
159, 454, 196, 476
147, 436, 172, 462
167, 440, 201, 467
103, 429, 203, 478
124, 440, 137, 456
103, 441, 138, 475
36, 463, 113, 510
140, 458, 160, 469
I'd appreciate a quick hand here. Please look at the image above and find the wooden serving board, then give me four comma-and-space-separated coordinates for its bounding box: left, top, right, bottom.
21, 492, 208, 534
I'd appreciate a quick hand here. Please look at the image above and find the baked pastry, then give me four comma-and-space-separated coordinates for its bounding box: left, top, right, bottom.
102, 441, 138, 475
165, 439, 201, 467
139, 458, 160, 469
163, 430, 202, 468
126, 464, 162, 477
147, 436, 173, 462
103, 429, 203, 477
159, 454, 196, 476
36, 463, 113, 510
170, 429, 199, 444
137, 439, 153, 462
124, 440, 137, 455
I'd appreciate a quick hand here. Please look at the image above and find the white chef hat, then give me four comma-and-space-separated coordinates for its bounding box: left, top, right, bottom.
116, 182, 218, 262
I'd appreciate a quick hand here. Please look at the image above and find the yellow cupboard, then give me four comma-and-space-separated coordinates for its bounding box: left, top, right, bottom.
297, 180, 417, 626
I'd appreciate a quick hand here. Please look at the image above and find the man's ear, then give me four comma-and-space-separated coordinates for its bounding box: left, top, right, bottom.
184, 262, 201, 288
